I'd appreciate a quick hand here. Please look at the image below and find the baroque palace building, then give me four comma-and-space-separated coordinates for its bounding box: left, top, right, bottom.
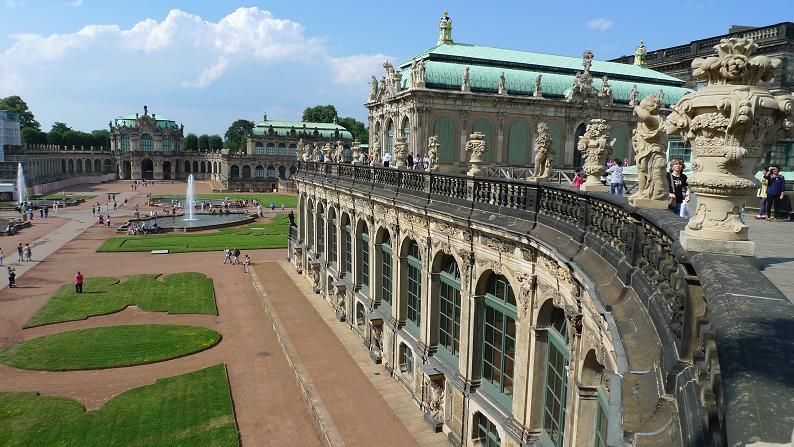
366, 12, 691, 174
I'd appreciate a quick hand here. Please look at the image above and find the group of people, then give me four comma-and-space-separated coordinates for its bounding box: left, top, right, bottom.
130, 180, 151, 191
756, 166, 787, 221
304, 149, 431, 170
223, 247, 251, 272
5, 242, 33, 288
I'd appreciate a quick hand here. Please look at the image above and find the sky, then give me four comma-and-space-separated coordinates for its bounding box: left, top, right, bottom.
0, 0, 790, 135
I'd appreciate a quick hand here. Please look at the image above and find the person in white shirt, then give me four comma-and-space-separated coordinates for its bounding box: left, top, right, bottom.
358, 152, 365, 164
302, 152, 309, 162
606, 159, 624, 195
383, 152, 392, 167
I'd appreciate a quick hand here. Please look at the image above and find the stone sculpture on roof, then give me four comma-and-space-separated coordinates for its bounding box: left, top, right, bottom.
598, 75, 613, 106
416, 59, 426, 88
634, 40, 648, 66
438, 11, 453, 44
664, 37, 794, 255
629, 84, 639, 106
465, 132, 487, 176
461, 67, 470, 92
534, 74, 543, 97
370, 136, 381, 166
296, 138, 305, 161
567, 50, 598, 104
427, 135, 439, 172
529, 122, 553, 181
577, 119, 615, 191
629, 96, 669, 208
498, 72, 507, 95
351, 141, 361, 165
368, 75, 379, 101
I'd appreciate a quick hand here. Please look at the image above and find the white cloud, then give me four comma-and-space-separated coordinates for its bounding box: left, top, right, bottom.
587, 18, 614, 31
5, 0, 27, 8
330, 53, 389, 85
182, 56, 229, 89
67, 0, 83, 7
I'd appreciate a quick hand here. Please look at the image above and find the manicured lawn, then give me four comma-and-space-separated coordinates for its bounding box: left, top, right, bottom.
0, 324, 221, 371
34, 193, 96, 201
0, 364, 239, 447
153, 193, 297, 207
24, 272, 216, 328
97, 214, 291, 253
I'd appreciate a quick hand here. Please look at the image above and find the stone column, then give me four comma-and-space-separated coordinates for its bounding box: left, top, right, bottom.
665, 37, 793, 255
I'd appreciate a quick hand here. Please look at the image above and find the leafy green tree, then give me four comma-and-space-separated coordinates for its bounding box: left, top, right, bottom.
63, 130, 84, 148
184, 133, 198, 152
198, 134, 210, 152
337, 116, 368, 143
21, 128, 47, 145
0, 95, 40, 130
223, 119, 255, 153
50, 122, 71, 135
302, 105, 338, 123
90, 129, 111, 149
208, 135, 223, 151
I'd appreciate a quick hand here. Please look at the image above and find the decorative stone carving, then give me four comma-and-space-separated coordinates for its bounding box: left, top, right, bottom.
438, 11, 453, 45
465, 132, 488, 176
393, 136, 408, 169
629, 84, 639, 106
515, 273, 536, 320
416, 59, 426, 88
427, 380, 444, 424
336, 141, 345, 162
534, 74, 543, 98
634, 40, 648, 66
351, 141, 361, 165
598, 75, 613, 106
309, 260, 321, 292
427, 136, 440, 172
461, 67, 470, 92
658, 89, 665, 106
368, 75, 379, 102
529, 122, 554, 181
483, 237, 515, 254
311, 143, 319, 161
371, 325, 383, 359
370, 136, 381, 165
567, 50, 598, 104
577, 119, 615, 191
498, 72, 507, 95
629, 95, 670, 208
664, 37, 793, 255
296, 138, 305, 161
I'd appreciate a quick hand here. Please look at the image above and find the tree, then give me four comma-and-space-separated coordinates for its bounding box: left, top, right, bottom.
90, 129, 110, 149
224, 119, 255, 153
0, 95, 40, 130
302, 105, 338, 123
184, 133, 198, 152
198, 134, 210, 152
209, 135, 223, 151
337, 116, 368, 143
21, 128, 47, 145
50, 122, 71, 135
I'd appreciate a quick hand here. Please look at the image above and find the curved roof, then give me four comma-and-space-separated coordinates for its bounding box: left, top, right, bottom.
114, 114, 178, 129
252, 119, 353, 140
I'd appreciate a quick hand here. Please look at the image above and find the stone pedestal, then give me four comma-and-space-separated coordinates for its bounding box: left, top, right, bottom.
680, 230, 755, 256
580, 179, 607, 192
629, 198, 670, 209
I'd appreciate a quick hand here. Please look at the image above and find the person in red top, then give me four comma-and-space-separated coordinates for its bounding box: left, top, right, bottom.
74, 271, 84, 293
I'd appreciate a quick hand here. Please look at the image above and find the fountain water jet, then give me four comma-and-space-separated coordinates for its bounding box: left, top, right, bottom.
16, 162, 27, 205
185, 174, 195, 221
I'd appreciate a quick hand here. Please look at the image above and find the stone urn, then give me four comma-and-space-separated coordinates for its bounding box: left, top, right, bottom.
465, 132, 487, 177
665, 37, 793, 255
576, 119, 615, 191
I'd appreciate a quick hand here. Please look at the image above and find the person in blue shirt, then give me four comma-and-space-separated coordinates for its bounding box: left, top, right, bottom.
606, 159, 624, 195
764, 165, 786, 221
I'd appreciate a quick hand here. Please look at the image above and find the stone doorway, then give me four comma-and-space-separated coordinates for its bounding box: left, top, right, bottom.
163, 161, 172, 180
122, 161, 132, 180
141, 159, 154, 180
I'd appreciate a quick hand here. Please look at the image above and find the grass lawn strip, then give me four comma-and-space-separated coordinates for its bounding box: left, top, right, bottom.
33, 193, 96, 201
152, 193, 297, 207
0, 364, 239, 447
97, 214, 290, 253
0, 324, 221, 371
24, 272, 217, 328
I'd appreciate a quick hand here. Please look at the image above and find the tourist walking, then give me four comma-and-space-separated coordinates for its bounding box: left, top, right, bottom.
223, 247, 231, 264
765, 166, 786, 221
270, 203, 276, 212
44, 207, 49, 218
0, 248, 4, 266
16, 243, 23, 262
39, 208, 44, 218
7, 267, 16, 288
606, 159, 624, 195
233, 248, 241, 265
243, 255, 251, 273
383, 152, 392, 167
756, 167, 769, 219
572, 169, 584, 189
24, 243, 31, 262
667, 159, 690, 217
74, 271, 84, 293
281, 203, 285, 211
107, 215, 111, 227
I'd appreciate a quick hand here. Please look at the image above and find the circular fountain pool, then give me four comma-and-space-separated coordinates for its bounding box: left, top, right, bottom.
130, 213, 254, 232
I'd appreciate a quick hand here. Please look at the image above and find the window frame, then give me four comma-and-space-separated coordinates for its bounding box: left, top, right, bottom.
437, 259, 461, 366
480, 275, 517, 408
405, 241, 422, 336
540, 313, 570, 447
358, 231, 370, 294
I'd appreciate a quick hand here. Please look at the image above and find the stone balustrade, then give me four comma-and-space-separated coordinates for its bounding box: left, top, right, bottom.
291, 161, 794, 447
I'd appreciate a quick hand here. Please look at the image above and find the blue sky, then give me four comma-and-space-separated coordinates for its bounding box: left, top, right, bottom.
0, 0, 790, 136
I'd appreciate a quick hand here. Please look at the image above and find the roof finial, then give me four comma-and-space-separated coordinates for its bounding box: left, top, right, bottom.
634, 40, 648, 67
263, 112, 267, 122
143, 105, 148, 116
438, 11, 453, 45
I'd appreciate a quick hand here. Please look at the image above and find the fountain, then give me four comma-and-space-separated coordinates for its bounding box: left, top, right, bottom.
16, 162, 27, 205
185, 174, 195, 221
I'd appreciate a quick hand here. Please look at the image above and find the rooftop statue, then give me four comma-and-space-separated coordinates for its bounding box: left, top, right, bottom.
370, 135, 381, 166
629, 96, 669, 208
534, 74, 543, 97
629, 84, 639, 106
598, 75, 613, 106
498, 72, 507, 95
438, 11, 453, 44
368, 75, 378, 101
634, 40, 648, 67
461, 67, 470, 92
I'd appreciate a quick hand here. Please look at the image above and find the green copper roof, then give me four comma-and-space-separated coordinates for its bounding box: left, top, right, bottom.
399, 61, 689, 106
115, 114, 178, 129
252, 120, 353, 139
403, 42, 686, 86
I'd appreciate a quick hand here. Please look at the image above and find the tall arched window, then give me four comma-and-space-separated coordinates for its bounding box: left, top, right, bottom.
341, 214, 352, 275
401, 117, 410, 143
162, 138, 172, 153
357, 222, 369, 294
255, 165, 264, 178
405, 240, 422, 335
316, 206, 325, 254
327, 209, 338, 266
266, 165, 276, 178
386, 119, 394, 154
475, 413, 501, 447
472, 118, 494, 164
288, 144, 297, 157
242, 165, 251, 178
278, 143, 287, 156
121, 135, 131, 152
278, 166, 287, 179
230, 165, 239, 178
541, 307, 570, 447
433, 116, 456, 163
255, 143, 265, 155
185, 161, 191, 173
266, 143, 276, 155
507, 121, 529, 166
379, 232, 393, 308
437, 254, 461, 364
481, 274, 517, 405
140, 134, 154, 152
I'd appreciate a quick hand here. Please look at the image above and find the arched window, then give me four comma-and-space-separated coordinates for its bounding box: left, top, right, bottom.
405, 240, 422, 335
481, 274, 517, 405
357, 222, 369, 294
255, 165, 264, 178
255, 143, 265, 155
185, 161, 191, 173
341, 214, 352, 275
230, 165, 239, 178
140, 134, 154, 152
472, 118, 494, 164
278, 165, 287, 179
103, 159, 111, 173
541, 307, 570, 447
288, 144, 297, 157
433, 116, 456, 163
162, 138, 172, 153
61, 159, 66, 172
85, 159, 92, 172
386, 119, 394, 154
401, 117, 410, 142
437, 254, 461, 364
242, 165, 251, 178
68, 159, 74, 172
121, 135, 131, 152
266, 143, 276, 155
306, 201, 315, 250
328, 208, 337, 266
94, 159, 101, 173
316, 205, 325, 254
200, 161, 206, 173
192, 161, 199, 173
266, 165, 276, 178
475, 413, 501, 447
76, 159, 83, 172
399, 343, 413, 378
289, 165, 297, 178
610, 127, 627, 161
379, 231, 393, 308
507, 121, 529, 166
277, 143, 287, 156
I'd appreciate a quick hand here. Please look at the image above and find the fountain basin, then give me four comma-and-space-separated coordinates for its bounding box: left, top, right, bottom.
119, 212, 255, 233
